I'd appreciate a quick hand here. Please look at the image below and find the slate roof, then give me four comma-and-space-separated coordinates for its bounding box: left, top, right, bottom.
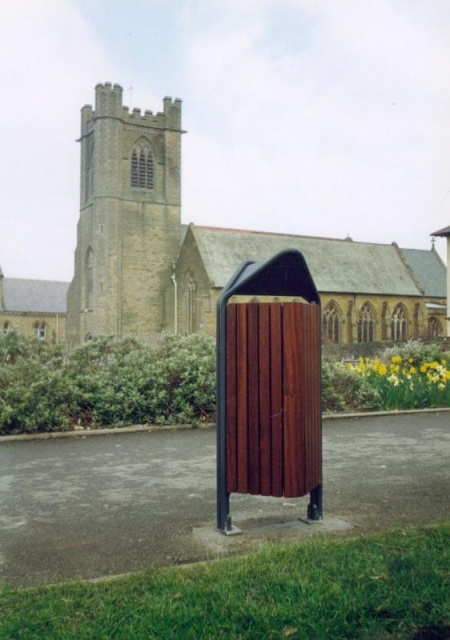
432, 225, 450, 237
2, 278, 69, 314
190, 225, 445, 297
400, 249, 447, 298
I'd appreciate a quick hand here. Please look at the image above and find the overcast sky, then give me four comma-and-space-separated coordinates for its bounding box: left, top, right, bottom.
1, 0, 449, 281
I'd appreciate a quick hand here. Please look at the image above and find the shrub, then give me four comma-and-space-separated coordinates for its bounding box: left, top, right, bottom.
156, 333, 216, 423
0, 332, 217, 434
0, 329, 64, 366
1, 332, 447, 434
383, 340, 445, 368
321, 361, 381, 413
0, 332, 71, 434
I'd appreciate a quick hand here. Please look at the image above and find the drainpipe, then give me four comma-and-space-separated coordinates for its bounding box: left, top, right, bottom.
171, 271, 178, 335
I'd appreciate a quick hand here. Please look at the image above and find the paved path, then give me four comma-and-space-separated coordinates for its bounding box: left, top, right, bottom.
0, 411, 449, 588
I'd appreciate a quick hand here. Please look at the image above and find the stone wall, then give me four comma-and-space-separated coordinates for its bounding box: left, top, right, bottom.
1, 312, 66, 344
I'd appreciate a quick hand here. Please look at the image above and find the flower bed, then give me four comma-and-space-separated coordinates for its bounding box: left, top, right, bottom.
348, 352, 450, 410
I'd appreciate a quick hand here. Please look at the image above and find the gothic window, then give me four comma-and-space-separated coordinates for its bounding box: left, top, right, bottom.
3, 321, 10, 334
322, 301, 341, 344
131, 150, 138, 186
85, 246, 94, 311
33, 322, 46, 340
146, 153, 154, 189
427, 316, 442, 338
391, 304, 408, 341
357, 302, 376, 343
186, 273, 197, 333
138, 151, 146, 186
202, 294, 211, 313
131, 140, 154, 189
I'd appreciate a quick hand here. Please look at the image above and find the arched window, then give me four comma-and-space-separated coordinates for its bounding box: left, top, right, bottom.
130, 140, 154, 189
186, 272, 197, 333
3, 321, 10, 334
138, 150, 146, 186
85, 247, 94, 311
357, 302, 376, 343
322, 301, 341, 344
427, 316, 442, 338
33, 322, 46, 340
146, 153, 154, 189
131, 150, 138, 186
391, 304, 408, 341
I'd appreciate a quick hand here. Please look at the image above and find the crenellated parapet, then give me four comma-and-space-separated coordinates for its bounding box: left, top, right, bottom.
80, 82, 182, 136
124, 96, 182, 130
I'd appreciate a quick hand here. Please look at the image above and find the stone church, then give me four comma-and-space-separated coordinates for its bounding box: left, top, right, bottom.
59, 83, 445, 346
66, 83, 448, 347
1, 83, 446, 346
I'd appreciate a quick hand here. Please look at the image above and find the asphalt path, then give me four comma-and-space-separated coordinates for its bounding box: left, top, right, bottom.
0, 411, 449, 588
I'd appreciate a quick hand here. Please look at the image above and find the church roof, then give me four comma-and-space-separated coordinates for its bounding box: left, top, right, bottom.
432, 225, 450, 237
400, 248, 447, 298
189, 225, 445, 297
2, 278, 69, 314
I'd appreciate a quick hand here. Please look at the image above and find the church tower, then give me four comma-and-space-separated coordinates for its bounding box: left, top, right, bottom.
67, 83, 183, 346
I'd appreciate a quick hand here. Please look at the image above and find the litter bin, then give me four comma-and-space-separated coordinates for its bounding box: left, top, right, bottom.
217, 249, 322, 533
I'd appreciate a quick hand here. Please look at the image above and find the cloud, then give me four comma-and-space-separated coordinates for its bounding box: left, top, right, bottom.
182, 0, 450, 256
0, 0, 115, 279
0, 0, 448, 282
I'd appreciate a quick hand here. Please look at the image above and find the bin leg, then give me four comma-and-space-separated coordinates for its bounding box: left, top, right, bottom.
217, 490, 241, 535
307, 484, 323, 521
217, 485, 230, 533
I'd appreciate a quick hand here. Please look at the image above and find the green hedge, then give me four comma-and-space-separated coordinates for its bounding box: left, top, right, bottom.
0, 332, 216, 435
0, 332, 448, 435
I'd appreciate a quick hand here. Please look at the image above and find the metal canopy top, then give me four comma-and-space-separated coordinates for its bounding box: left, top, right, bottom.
217, 248, 320, 305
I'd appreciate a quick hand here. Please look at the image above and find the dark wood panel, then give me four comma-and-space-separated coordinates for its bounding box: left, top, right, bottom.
304, 304, 322, 491
247, 303, 260, 494
269, 303, 284, 497
258, 304, 272, 496
225, 304, 238, 493
282, 303, 305, 497
236, 304, 249, 493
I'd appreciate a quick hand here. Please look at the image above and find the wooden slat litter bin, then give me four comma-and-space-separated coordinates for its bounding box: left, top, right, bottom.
217, 250, 323, 534
225, 301, 321, 498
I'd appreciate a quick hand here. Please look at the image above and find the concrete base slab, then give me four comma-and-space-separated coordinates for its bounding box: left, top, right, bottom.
222, 525, 242, 536
193, 515, 352, 559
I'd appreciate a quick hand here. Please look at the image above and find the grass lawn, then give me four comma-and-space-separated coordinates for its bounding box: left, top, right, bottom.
0, 522, 449, 640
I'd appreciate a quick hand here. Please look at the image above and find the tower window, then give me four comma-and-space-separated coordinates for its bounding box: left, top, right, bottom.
131, 141, 154, 189
131, 150, 138, 186
146, 153, 154, 189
